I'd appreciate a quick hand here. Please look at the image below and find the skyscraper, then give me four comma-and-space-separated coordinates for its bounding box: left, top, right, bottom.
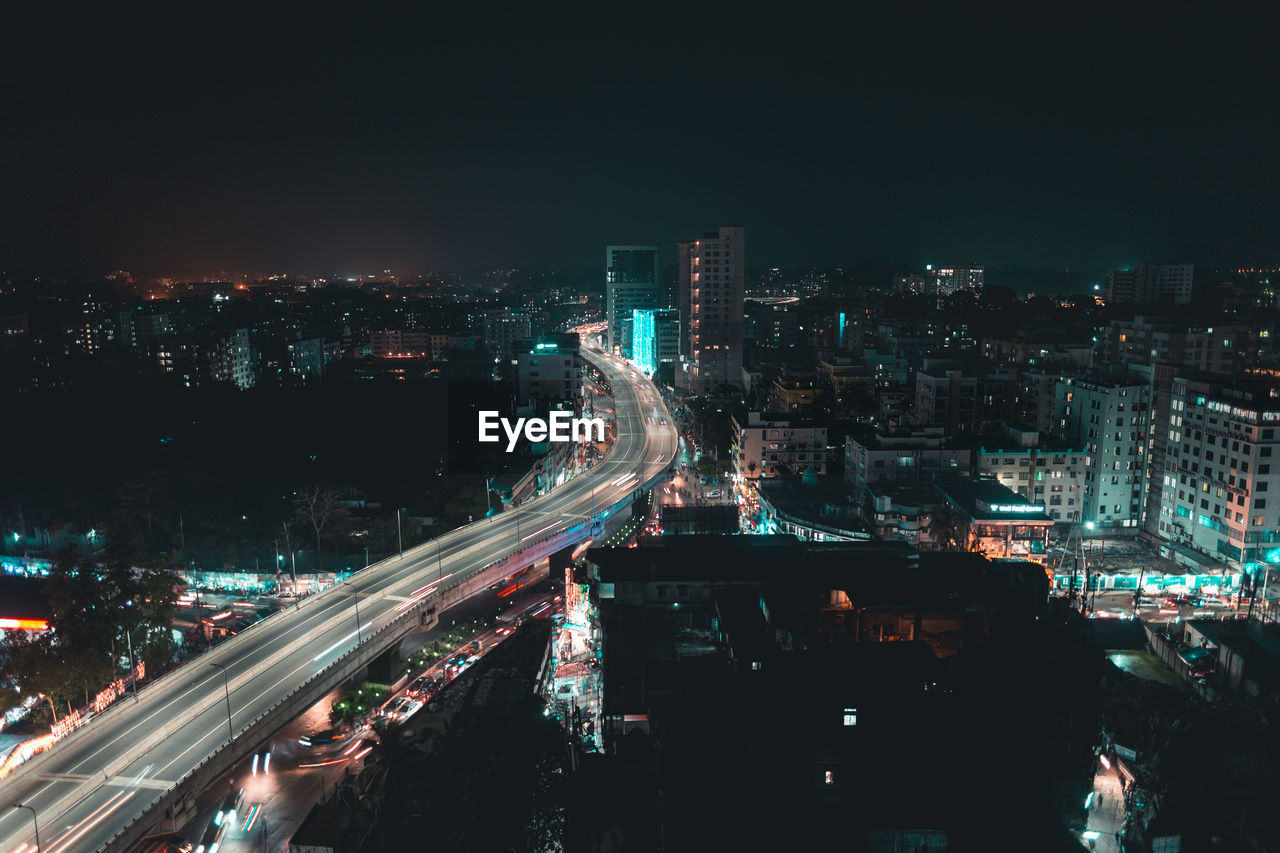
605, 246, 660, 357
928, 265, 984, 296
1104, 263, 1195, 304
678, 225, 745, 392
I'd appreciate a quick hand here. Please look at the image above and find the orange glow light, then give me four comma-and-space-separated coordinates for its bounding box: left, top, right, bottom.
0, 618, 49, 631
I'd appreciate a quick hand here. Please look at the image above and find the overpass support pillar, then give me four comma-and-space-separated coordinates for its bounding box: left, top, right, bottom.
367, 638, 403, 683
550, 544, 575, 576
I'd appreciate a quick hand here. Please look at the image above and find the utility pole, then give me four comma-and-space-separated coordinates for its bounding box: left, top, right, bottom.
348, 585, 363, 644
209, 662, 233, 743
126, 626, 137, 697
283, 523, 298, 602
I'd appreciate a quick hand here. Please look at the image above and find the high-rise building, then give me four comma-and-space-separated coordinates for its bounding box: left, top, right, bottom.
153, 328, 256, 390
1105, 263, 1194, 304
679, 226, 745, 392
1054, 374, 1151, 530
1155, 374, 1280, 572
606, 246, 659, 357
927, 265, 984, 296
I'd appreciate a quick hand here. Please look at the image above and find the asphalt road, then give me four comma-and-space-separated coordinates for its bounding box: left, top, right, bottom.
0, 347, 677, 853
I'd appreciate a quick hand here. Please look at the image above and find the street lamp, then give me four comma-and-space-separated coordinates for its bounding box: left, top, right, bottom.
282, 523, 298, 602
344, 582, 364, 644
13, 804, 39, 853
397, 508, 403, 556
209, 662, 233, 743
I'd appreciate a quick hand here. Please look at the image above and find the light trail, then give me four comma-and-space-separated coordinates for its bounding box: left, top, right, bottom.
46, 791, 136, 853
521, 522, 560, 541
311, 628, 361, 662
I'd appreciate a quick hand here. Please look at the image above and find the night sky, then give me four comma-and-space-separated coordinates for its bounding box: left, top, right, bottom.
2, 9, 1277, 277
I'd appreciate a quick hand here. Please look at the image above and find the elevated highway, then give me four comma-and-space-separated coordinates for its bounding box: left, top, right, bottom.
0, 347, 677, 853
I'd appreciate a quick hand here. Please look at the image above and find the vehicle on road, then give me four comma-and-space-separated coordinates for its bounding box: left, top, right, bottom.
707, 490, 722, 499
299, 727, 346, 747
1203, 598, 1230, 608
381, 695, 423, 723
134, 834, 193, 853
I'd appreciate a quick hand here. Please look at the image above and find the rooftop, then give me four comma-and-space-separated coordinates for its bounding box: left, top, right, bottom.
935, 478, 1053, 522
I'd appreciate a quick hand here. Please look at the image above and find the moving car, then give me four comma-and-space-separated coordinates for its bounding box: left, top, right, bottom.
382, 694, 424, 723
298, 727, 346, 747
135, 834, 193, 853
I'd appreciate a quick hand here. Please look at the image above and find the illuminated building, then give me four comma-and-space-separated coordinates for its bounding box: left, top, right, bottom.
678, 226, 745, 392
516, 335, 582, 405
933, 478, 1054, 561
732, 412, 828, 481
1156, 373, 1280, 573
630, 308, 656, 375
1054, 373, 1150, 529
926, 264, 984, 297
975, 428, 1088, 526
606, 245, 659, 357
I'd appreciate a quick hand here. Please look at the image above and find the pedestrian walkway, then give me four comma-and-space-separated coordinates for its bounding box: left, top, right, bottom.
1081, 761, 1126, 851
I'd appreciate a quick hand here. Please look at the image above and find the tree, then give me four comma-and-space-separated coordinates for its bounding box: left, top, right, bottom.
294, 485, 350, 573
0, 629, 71, 723
927, 504, 959, 551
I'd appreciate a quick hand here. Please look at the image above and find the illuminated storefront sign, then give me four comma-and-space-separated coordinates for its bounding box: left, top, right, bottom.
987, 504, 1042, 513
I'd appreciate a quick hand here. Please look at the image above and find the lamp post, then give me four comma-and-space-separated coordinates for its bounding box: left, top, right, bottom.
209, 662, 233, 743
397, 509, 403, 556
345, 582, 364, 644
282, 523, 297, 601
13, 804, 40, 853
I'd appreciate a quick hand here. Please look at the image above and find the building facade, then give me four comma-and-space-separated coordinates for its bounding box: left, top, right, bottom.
679, 226, 745, 392
1156, 374, 1280, 571
1054, 374, 1151, 530
844, 426, 971, 495
732, 412, 828, 481
606, 245, 659, 358
975, 429, 1087, 526
516, 337, 582, 405
1105, 263, 1194, 305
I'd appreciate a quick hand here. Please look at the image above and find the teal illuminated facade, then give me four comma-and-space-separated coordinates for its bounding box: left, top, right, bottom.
631, 308, 656, 375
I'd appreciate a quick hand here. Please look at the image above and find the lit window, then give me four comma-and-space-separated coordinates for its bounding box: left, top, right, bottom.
843, 707, 857, 726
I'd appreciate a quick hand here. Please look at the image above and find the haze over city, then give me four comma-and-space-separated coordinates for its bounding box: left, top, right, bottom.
2, 8, 1278, 279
